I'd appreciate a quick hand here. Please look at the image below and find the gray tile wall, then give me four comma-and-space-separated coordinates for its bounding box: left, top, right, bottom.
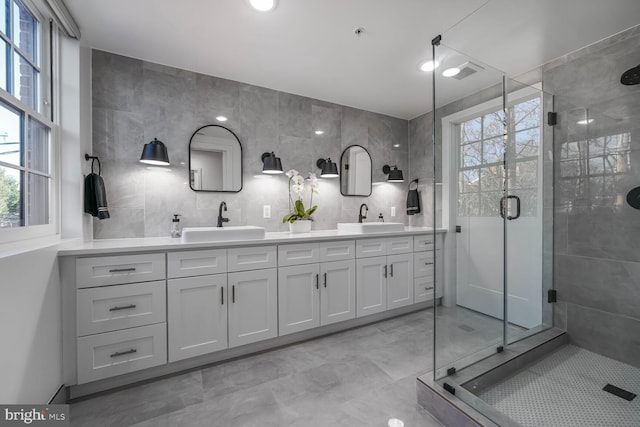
543, 25, 640, 367
91, 50, 409, 238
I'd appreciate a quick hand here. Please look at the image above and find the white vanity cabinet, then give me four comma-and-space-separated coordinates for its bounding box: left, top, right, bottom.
167, 246, 279, 355
355, 237, 415, 316
413, 235, 443, 303
62, 230, 444, 396
74, 253, 168, 384
278, 241, 356, 335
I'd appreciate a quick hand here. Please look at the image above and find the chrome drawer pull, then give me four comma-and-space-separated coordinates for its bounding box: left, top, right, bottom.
109, 304, 137, 312
425, 286, 434, 290
108, 267, 137, 273
424, 262, 434, 265
110, 349, 137, 358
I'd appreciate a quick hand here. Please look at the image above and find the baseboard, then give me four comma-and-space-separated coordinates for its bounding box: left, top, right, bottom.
48, 384, 68, 405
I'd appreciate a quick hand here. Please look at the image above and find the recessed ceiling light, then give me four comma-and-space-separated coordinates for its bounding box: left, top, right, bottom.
576, 118, 594, 125
249, 0, 276, 11
315, 130, 324, 135
388, 418, 405, 427
216, 116, 228, 122
393, 144, 400, 148
442, 67, 461, 77
419, 60, 439, 72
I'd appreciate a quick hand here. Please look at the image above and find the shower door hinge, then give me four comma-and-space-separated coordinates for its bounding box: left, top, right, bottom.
548, 289, 557, 303
455, 225, 461, 233
443, 383, 456, 395
497, 346, 504, 353
447, 367, 456, 375
547, 112, 558, 126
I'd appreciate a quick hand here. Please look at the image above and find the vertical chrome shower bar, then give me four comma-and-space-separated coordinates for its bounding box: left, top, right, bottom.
431, 34, 441, 380
502, 75, 508, 348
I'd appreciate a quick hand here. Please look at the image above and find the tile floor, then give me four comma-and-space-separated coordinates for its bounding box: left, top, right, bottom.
478, 344, 640, 427
69, 307, 507, 427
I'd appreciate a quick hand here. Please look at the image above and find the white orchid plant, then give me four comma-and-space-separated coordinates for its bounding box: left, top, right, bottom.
282, 169, 319, 223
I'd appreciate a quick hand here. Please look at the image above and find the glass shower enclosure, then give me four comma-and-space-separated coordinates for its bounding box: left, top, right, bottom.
428, 39, 555, 424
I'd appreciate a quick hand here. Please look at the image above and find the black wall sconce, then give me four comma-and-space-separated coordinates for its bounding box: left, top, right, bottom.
261, 152, 283, 174
316, 158, 339, 178
383, 164, 404, 182
140, 138, 170, 165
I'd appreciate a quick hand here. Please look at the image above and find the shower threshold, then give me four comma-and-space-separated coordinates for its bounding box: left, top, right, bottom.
417, 328, 567, 426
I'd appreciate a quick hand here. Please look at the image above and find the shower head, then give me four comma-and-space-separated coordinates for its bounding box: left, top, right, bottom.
621, 64, 640, 85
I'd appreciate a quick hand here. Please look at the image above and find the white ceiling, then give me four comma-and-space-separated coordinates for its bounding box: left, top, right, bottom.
65, 0, 640, 120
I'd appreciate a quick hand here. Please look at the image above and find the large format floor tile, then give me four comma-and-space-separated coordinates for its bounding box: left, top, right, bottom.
71, 307, 504, 427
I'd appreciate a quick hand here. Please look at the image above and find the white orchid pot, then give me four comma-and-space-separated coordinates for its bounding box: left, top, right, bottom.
289, 220, 312, 233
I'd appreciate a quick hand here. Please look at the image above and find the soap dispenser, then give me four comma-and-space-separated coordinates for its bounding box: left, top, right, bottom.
378, 213, 384, 222
170, 214, 182, 238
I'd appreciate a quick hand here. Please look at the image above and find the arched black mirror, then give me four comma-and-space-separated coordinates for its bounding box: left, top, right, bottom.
188, 125, 243, 192
340, 144, 372, 196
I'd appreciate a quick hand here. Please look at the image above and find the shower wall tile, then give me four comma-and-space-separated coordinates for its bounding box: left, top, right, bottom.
544, 26, 640, 362
555, 254, 640, 320
91, 50, 408, 238
566, 304, 640, 368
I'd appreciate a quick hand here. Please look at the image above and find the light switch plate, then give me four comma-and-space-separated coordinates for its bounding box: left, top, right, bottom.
391, 206, 396, 217
263, 205, 271, 218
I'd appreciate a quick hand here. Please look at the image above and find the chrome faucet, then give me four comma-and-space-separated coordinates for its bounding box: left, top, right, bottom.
217, 202, 229, 227
358, 203, 368, 223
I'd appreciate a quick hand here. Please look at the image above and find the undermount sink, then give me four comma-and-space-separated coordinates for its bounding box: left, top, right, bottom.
181, 226, 265, 243
337, 222, 405, 234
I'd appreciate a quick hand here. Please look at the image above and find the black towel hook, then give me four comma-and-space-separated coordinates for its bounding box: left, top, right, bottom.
85, 154, 101, 176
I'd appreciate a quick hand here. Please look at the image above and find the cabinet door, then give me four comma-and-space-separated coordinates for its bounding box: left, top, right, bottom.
320, 259, 356, 326
167, 275, 227, 362
278, 264, 320, 335
228, 268, 278, 347
356, 256, 387, 317
387, 253, 414, 309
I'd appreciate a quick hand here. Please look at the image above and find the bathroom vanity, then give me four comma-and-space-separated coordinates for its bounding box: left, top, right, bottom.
58, 228, 444, 398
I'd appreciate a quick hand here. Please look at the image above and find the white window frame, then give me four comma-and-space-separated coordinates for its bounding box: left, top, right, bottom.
441, 84, 543, 230
0, 0, 58, 244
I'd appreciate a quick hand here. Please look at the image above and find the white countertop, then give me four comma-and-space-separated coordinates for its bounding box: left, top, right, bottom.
57, 227, 446, 256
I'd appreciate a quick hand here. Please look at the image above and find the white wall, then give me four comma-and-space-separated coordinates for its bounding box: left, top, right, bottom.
0, 33, 86, 404
0, 245, 61, 403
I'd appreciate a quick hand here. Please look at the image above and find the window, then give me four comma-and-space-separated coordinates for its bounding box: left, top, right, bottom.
458, 96, 541, 217
0, 0, 54, 241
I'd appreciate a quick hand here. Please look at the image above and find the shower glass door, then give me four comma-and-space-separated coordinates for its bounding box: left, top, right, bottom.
431, 39, 555, 425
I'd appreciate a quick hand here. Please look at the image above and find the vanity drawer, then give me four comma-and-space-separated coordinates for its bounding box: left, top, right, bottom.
386, 236, 414, 255
414, 235, 436, 252
414, 251, 437, 278
168, 249, 227, 278
228, 246, 277, 272
356, 238, 386, 258
76, 253, 166, 288
414, 276, 435, 303
319, 240, 355, 262
278, 243, 320, 266
76, 281, 166, 336
77, 323, 167, 384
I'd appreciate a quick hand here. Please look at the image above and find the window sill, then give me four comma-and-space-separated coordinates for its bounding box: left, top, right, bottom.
0, 235, 78, 260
